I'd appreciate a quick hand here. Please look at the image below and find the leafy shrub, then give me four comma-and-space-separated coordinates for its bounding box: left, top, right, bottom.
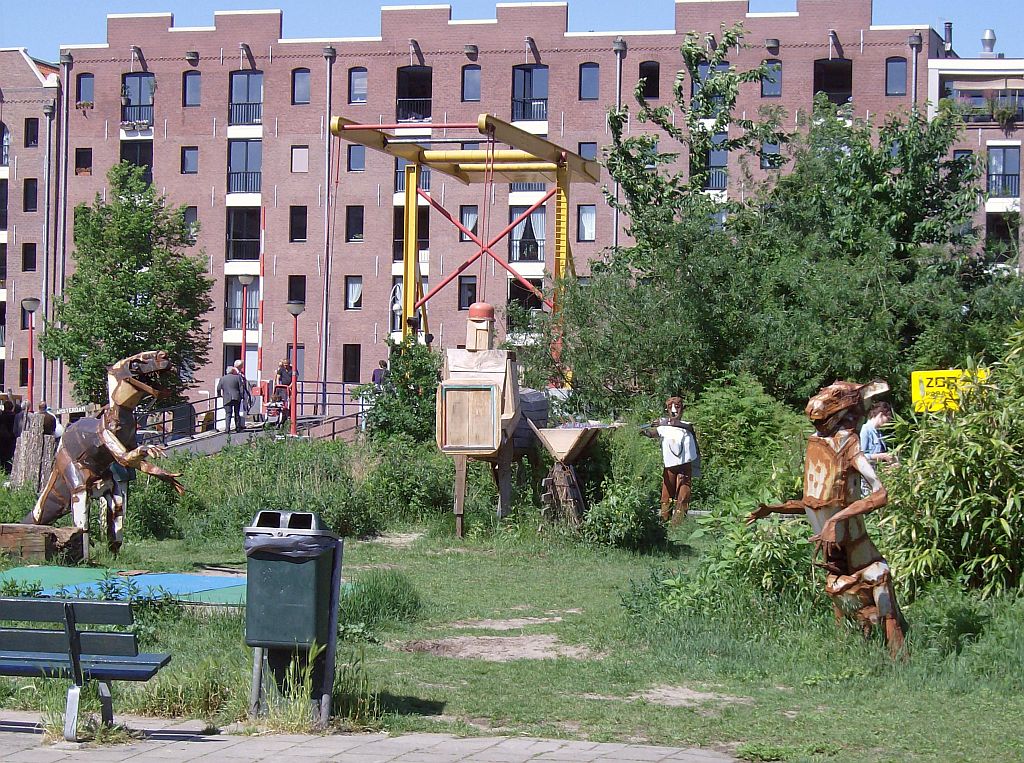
0, 488, 38, 524
908, 583, 991, 657
581, 480, 665, 551
358, 336, 441, 443
339, 569, 422, 629
880, 324, 1024, 598
353, 435, 453, 524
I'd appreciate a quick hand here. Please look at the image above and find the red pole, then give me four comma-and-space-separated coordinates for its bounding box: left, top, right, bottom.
26, 315, 34, 411
290, 313, 298, 437
240, 282, 248, 377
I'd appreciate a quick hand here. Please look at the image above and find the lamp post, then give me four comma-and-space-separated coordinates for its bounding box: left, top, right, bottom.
22, 297, 40, 411
238, 274, 255, 378
286, 300, 305, 437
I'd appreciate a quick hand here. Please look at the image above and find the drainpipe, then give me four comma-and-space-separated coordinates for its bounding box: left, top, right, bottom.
319, 45, 336, 413
908, 32, 923, 106
612, 36, 626, 250
56, 52, 72, 408
40, 99, 55, 401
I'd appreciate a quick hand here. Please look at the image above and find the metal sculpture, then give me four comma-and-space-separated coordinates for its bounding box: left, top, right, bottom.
23, 350, 185, 556
746, 379, 907, 658
642, 396, 700, 525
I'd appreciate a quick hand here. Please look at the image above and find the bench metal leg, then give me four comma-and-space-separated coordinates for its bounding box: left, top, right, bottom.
63, 685, 81, 742
97, 681, 113, 727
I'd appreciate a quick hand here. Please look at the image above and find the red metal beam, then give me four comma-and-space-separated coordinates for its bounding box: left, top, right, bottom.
336, 122, 481, 132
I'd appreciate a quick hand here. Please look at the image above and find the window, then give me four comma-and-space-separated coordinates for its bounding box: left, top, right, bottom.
507, 278, 543, 330
224, 275, 259, 330
290, 145, 309, 173
0, 180, 6, 229
23, 179, 37, 212
458, 275, 477, 310
19, 359, 28, 387
579, 62, 599, 100
639, 61, 660, 99
21, 243, 36, 272
986, 213, 1019, 260
24, 118, 39, 148
0, 124, 8, 167
121, 72, 156, 123
695, 132, 728, 190
761, 60, 782, 98
813, 59, 853, 105
761, 142, 780, 169
348, 67, 367, 104
182, 71, 201, 106
289, 206, 308, 242
396, 65, 432, 122
512, 65, 548, 120
462, 65, 481, 102
459, 205, 478, 241
75, 73, 94, 104
180, 146, 199, 174
20, 306, 31, 330
345, 205, 364, 242
183, 206, 198, 242
578, 142, 598, 161
885, 57, 907, 97
74, 148, 92, 175
229, 70, 263, 125
509, 205, 546, 261
692, 62, 730, 113
342, 344, 361, 383
462, 142, 479, 152
120, 141, 153, 184
576, 204, 596, 242
226, 207, 260, 260
288, 274, 306, 303
227, 139, 262, 192
344, 276, 363, 309
347, 144, 365, 172
392, 207, 429, 261
291, 68, 311, 105
988, 146, 1021, 197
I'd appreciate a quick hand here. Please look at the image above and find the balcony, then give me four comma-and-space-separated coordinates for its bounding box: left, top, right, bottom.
229, 102, 262, 126
704, 168, 728, 191
224, 306, 259, 331
226, 237, 260, 261
228, 171, 261, 194
509, 239, 545, 262
988, 173, 1020, 198
0, 209, 6, 230
121, 104, 153, 125
0, 145, 7, 167
396, 98, 431, 123
392, 238, 429, 261
0, 325, 5, 345
512, 97, 548, 121
510, 182, 546, 193
394, 166, 431, 192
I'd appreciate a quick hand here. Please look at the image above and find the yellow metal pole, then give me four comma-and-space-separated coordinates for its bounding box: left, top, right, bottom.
402, 164, 420, 340
554, 162, 574, 285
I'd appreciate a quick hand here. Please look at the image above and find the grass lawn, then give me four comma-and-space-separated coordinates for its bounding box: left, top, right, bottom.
1, 518, 1020, 762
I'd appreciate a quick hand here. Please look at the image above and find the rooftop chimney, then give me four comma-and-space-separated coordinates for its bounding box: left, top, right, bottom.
980, 29, 1002, 59
943, 22, 953, 53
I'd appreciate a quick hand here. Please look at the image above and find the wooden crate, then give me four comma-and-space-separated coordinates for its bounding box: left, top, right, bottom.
0, 524, 85, 564
437, 383, 500, 455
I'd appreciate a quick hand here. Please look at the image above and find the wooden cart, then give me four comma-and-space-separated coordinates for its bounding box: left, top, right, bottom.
527, 420, 609, 527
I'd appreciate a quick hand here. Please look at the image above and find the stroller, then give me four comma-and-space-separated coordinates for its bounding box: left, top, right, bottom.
266, 385, 290, 428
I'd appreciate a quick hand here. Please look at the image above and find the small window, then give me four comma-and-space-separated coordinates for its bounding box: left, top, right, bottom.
458, 275, 477, 310
24, 118, 39, 148
459, 205, 478, 242
347, 144, 365, 172
183, 206, 198, 241
462, 65, 481, 102
344, 276, 363, 309
289, 206, 307, 242
578, 142, 598, 161
761, 60, 782, 98
75, 73, 94, 104
348, 67, 367, 104
19, 358, 28, 387
579, 62, 599, 100
342, 344, 361, 383
639, 61, 660, 99
23, 179, 37, 212
21, 242, 36, 272
291, 145, 309, 173
761, 142, 781, 169
74, 148, 93, 175
462, 142, 479, 151
180, 146, 199, 174
886, 57, 907, 97
345, 205, 364, 242
576, 204, 596, 242
288, 274, 306, 303
182, 71, 201, 106
292, 68, 311, 105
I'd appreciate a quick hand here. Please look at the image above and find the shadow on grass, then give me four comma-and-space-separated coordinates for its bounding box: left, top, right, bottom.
374, 693, 446, 716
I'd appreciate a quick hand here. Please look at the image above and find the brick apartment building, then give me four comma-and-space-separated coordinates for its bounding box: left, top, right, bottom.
0, 0, 1018, 410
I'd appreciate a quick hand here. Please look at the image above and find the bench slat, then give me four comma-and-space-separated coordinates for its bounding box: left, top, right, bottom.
0, 652, 171, 682
0, 598, 134, 626
0, 629, 138, 657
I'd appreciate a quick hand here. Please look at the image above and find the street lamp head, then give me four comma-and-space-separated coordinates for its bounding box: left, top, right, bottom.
42, 101, 55, 119
322, 45, 337, 61
185, 50, 200, 66
237, 274, 255, 287
907, 32, 923, 50
286, 300, 305, 317
612, 36, 627, 54
21, 298, 40, 314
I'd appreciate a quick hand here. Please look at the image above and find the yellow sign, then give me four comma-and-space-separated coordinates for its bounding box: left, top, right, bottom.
911, 369, 990, 412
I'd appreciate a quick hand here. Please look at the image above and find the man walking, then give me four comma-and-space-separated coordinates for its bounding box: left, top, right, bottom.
216, 366, 247, 433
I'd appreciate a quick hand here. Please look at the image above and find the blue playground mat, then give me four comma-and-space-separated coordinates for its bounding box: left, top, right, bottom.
41, 572, 245, 601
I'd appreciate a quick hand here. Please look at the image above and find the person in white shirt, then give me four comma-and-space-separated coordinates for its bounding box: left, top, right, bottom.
643, 396, 701, 525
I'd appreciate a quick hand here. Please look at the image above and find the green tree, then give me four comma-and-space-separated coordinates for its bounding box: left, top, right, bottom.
357, 337, 441, 442
41, 163, 214, 404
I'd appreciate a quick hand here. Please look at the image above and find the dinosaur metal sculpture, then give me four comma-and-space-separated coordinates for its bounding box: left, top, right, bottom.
746, 379, 907, 658
22, 350, 185, 556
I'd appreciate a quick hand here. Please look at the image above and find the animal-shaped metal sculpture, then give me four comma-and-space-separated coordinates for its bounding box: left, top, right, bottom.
22, 350, 184, 556
746, 379, 907, 658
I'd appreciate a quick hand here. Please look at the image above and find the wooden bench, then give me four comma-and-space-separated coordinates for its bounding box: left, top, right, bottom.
0, 597, 171, 741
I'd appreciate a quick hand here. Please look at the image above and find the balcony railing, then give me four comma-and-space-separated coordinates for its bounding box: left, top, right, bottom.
509, 239, 545, 262
988, 173, 1020, 198
226, 238, 260, 261
510, 182, 546, 193
821, 90, 852, 106
393, 239, 429, 261
224, 306, 259, 330
121, 104, 153, 124
229, 101, 263, 126
0, 325, 5, 345
704, 168, 728, 191
512, 97, 548, 121
396, 98, 432, 122
228, 171, 261, 194
394, 166, 431, 192
0, 145, 7, 166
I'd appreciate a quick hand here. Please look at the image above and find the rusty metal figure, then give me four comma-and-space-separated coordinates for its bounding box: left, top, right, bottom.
642, 396, 700, 525
22, 351, 185, 556
746, 380, 907, 658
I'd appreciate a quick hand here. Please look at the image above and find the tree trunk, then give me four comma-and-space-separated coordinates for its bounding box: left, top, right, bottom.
10, 414, 58, 493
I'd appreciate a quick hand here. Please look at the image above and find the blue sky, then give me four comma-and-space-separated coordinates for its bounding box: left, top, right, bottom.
1, 0, 1021, 61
